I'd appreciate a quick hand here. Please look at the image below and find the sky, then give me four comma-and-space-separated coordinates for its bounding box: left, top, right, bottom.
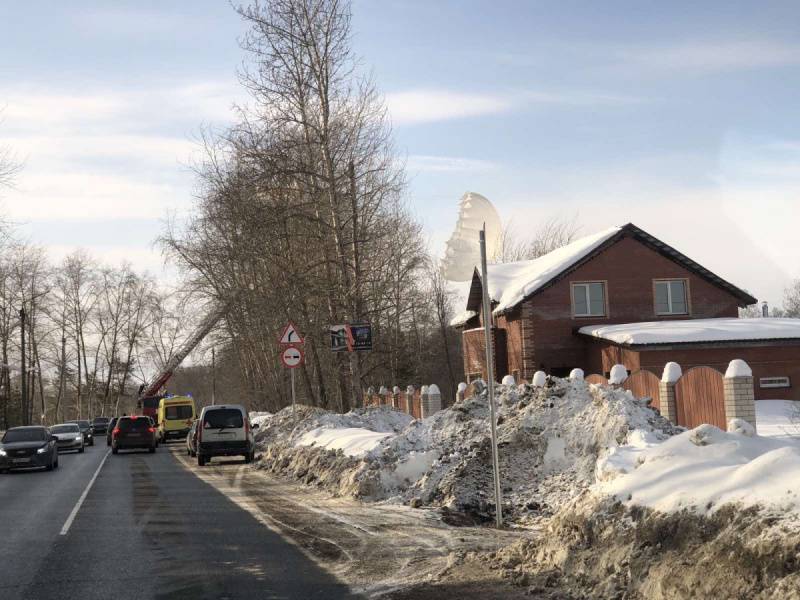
1, 0, 799, 308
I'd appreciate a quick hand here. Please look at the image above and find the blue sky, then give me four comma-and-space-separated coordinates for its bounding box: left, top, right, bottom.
1, 1, 799, 306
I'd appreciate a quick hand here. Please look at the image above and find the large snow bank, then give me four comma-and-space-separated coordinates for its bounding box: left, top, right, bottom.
597, 423, 800, 516
296, 427, 393, 457
249, 411, 273, 428
255, 377, 679, 525
580, 317, 800, 345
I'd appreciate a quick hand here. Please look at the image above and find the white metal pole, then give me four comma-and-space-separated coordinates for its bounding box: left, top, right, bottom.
480, 226, 503, 527
291, 367, 296, 423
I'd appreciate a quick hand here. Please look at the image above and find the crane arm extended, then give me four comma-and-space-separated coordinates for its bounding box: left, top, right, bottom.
138, 297, 233, 400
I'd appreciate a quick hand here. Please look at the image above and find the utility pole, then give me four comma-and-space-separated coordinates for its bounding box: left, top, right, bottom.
19, 307, 26, 425
211, 347, 216, 405
480, 226, 503, 528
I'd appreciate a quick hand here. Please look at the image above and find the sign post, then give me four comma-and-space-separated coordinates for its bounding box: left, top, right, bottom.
279, 324, 304, 423
480, 225, 503, 528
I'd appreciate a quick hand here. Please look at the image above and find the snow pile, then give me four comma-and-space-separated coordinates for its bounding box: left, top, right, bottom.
255, 377, 679, 525
661, 361, 682, 383
596, 422, 800, 517
296, 427, 393, 457
249, 411, 273, 428
608, 364, 628, 385
725, 358, 752, 378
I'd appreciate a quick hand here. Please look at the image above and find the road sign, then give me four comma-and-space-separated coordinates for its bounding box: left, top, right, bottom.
281, 345, 304, 368
279, 322, 304, 345
330, 323, 372, 352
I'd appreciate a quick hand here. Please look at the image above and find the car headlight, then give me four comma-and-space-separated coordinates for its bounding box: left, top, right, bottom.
0, 448, 6, 457
75, 436, 83, 441
37, 446, 48, 454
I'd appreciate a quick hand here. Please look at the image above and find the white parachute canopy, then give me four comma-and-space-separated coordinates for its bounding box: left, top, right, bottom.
441, 192, 502, 282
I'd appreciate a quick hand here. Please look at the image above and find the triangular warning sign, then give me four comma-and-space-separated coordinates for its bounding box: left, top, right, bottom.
279, 322, 303, 345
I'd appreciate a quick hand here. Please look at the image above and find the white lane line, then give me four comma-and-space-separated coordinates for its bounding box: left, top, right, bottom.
59, 449, 111, 536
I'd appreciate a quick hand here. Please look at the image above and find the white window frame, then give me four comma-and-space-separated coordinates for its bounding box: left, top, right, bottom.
759, 376, 791, 389
654, 279, 689, 316
571, 281, 607, 318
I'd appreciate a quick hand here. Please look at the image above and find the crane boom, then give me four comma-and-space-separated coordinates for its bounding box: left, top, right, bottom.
138, 298, 232, 400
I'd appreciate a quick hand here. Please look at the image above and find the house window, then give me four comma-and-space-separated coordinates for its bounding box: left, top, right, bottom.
759, 376, 790, 389
572, 282, 606, 317
654, 279, 688, 315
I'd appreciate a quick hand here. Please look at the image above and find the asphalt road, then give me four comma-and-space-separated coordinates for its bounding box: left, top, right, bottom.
0, 439, 356, 600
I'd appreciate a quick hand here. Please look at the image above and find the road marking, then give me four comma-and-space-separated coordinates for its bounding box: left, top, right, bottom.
59, 449, 111, 536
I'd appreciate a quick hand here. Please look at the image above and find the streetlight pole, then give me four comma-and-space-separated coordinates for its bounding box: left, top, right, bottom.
19, 307, 26, 425
211, 347, 216, 406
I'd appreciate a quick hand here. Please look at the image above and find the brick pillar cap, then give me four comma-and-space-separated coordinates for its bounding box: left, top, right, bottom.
661, 362, 682, 383
725, 359, 752, 378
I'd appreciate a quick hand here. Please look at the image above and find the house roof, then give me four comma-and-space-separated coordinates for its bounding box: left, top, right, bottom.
578, 318, 800, 346
456, 223, 757, 324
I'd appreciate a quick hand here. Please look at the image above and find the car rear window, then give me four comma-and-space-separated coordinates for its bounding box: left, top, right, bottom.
51, 425, 80, 434
165, 405, 193, 420
93, 417, 109, 424
203, 409, 244, 429
2, 428, 46, 443
117, 417, 151, 432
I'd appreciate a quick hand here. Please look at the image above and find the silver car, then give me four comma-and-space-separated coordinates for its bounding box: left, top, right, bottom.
50, 423, 85, 453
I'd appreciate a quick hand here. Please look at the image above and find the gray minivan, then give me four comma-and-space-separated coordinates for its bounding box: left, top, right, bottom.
196, 404, 255, 466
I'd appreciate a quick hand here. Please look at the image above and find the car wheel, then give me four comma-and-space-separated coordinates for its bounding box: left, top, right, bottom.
54, 457, 59, 468
112, 447, 118, 455
0, 469, 7, 474
191, 450, 196, 457
244, 453, 252, 464
89, 439, 94, 446
198, 454, 206, 467
149, 446, 156, 454
79, 446, 85, 453
46, 459, 54, 471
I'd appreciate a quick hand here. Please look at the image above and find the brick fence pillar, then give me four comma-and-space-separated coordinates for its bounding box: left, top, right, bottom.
456, 382, 467, 404
659, 362, 681, 424
723, 359, 757, 432
421, 384, 442, 418
405, 385, 415, 415
392, 386, 401, 409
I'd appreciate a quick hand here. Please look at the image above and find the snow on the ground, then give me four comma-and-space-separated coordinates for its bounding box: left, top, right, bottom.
756, 399, 800, 439
597, 418, 800, 517
296, 427, 393, 457
579, 317, 800, 345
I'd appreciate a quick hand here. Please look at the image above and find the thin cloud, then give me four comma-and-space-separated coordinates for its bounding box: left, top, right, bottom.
406, 155, 498, 173
385, 87, 643, 125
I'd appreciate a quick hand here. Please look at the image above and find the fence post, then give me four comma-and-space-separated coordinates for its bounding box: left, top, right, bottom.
421, 384, 442, 418
366, 386, 375, 407
659, 362, 681, 424
723, 359, 757, 432
456, 382, 467, 403
405, 385, 415, 415
392, 386, 401, 409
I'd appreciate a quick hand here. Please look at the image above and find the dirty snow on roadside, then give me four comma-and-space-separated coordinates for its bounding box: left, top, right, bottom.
255, 378, 679, 526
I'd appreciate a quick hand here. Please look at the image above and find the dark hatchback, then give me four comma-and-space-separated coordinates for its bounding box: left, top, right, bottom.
0, 426, 59, 473
92, 416, 111, 435
66, 420, 94, 446
111, 416, 156, 454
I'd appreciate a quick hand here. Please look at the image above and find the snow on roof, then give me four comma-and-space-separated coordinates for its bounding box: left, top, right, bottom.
579, 318, 800, 346
480, 226, 621, 315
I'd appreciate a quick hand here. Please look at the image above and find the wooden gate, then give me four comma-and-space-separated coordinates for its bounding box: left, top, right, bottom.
623, 369, 661, 410
586, 374, 608, 385
674, 366, 726, 429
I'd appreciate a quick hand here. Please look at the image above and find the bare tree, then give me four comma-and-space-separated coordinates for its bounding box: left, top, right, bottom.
495, 214, 580, 263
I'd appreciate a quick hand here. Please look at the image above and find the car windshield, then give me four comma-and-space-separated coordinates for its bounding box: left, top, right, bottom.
203, 409, 243, 429
51, 425, 80, 434
93, 418, 109, 424
2, 428, 47, 443
166, 405, 193, 420
117, 417, 151, 432
140, 397, 161, 410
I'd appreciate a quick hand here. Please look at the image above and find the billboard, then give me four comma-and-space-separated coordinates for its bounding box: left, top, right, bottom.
330, 323, 372, 352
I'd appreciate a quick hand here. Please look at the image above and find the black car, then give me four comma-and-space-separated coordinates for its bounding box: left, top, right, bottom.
111, 416, 156, 454
66, 419, 94, 446
0, 426, 59, 473
92, 416, 110, 435
106, 417, 118, 446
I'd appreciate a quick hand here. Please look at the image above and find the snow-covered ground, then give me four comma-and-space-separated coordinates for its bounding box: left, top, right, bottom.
296, 427, 393, 457
756, 399, 800, 439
